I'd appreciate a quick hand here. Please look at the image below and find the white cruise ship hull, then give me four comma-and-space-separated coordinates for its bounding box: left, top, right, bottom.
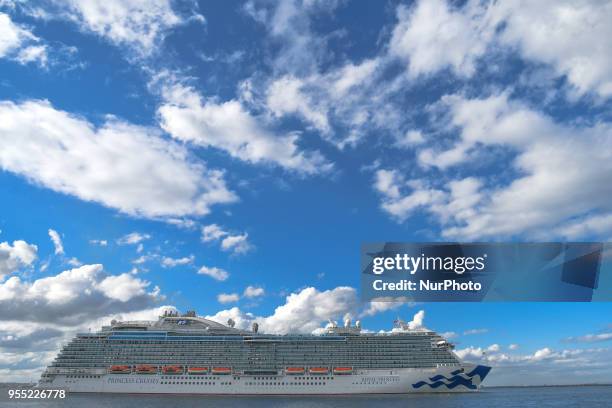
42, 364, 490, 395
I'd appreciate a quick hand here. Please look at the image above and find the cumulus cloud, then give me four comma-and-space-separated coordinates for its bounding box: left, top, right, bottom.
50, 0, 186, 56
495, 0, 612, 98
201, 224, 253, 255
0, 264, 161, 324
455, 343, 611, 379
0, 327, 64, 351
0, 240, 37, 281
158, 83, 331, 174
389, 0, 498, 78
0, 12, 47, 66
373, 169, 445, 222
201, 224, 227, 242
360, 300, 403, 317
389, 0, 612, 98
116, 232, 151, 245
220, 233, 251, 255
197, 265, 229, 282
375, 92, 612, 239
243, 285, 264, 298
262, 58, 398, 148
47, 229, 64, 255
0, 100, 236, 219
217, 293, 239, 304
243, 0, 411, 149
207, 286, 359, 334
406, 310, 425, 330
160, 255, 194, 268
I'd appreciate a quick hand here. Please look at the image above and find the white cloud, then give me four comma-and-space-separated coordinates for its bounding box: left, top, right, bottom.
496, 1, 612, 98
158, 83, 331, 174
243, 2, 408, 148
243, 0, 342, 75
553, 214, 612, 240
407, 310, 425, 330
56, 0, 183, 56
373, 169, 445, 222
160, 255, 194, 268
388, 0, 612, 98
0, 100, 236, 219
217, 293, 239, 304
243, 286, 264, 298
509, 343, 519, 350
266, 75, 331, 135
389, 0, 498, 78
395, 130, 425, 148
0, 12, 35, 55
565, 333, 612, 343
66, 257, 81, 267
116, 232, 150, 245
89, 239, 108, 246
15, 44, 47, 66
201, 224, 253, 255
47, 229, 64, 255
131, 255, 149, 265
360, 300, 403, 317
201, 224, 226, 242
487, 343, 501, 352
375, 92, 612, 239
221, 233, 251, 255
261, 58, 400, 149
454, 344, 610, 377
0, 264, 161, 324
0, 240, 37, 280
207, 286, 359, 334
440, 331, 458, 339
463, 328, 489, 336
164, 218, 198, 230
96, 272, 150, 302
197, 265, 229, 282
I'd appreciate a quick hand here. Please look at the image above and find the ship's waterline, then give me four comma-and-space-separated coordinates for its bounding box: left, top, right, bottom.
38, 311, 491, 395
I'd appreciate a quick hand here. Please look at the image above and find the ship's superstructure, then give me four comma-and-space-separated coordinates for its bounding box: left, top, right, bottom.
39, 311, 491, 394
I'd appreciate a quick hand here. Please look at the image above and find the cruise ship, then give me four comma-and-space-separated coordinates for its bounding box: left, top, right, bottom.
39, 310, 491, 394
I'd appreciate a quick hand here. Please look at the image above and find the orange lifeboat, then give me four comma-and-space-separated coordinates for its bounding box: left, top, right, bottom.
108, 365, 131, 374
188, 367, 209, 375
211, 367, 232, 375
333, 366, 353, 375
162, 365, 184, 375
135, 365, 157, 374
285, 367, 305, 375
309, 367, 329, 375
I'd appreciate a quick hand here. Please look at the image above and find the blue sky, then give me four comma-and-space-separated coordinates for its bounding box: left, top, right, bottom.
0, 0, 611, 385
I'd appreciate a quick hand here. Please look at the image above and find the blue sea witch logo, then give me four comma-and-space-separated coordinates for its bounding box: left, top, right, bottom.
412, 365, 491, 390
